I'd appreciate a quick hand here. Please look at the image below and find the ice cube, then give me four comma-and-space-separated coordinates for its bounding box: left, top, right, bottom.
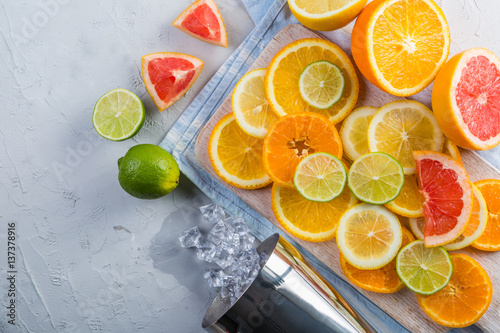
200, 204, 225, 223
196, 237, 216, 262
227, 217, 250, 236
238, 233, 255, 252
212, 247, 234, 269
207, 221, 227, 245
178, 226, 201, 248
204, 268, 226, 288
221, 231, 240, 254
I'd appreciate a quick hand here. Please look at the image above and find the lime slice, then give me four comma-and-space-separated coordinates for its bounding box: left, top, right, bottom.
293, 152, 347, 202
93, 88, 145, 141
348, 152, 404, 205
298, 60, 345, 110
396, 240, 453, 295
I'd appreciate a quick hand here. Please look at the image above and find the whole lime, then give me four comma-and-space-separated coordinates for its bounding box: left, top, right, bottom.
117, 144, 180, 199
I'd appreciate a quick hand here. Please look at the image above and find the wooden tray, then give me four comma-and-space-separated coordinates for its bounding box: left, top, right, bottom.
195, 24, 500, 332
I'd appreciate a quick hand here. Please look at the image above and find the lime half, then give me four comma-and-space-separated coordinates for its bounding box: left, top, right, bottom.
299, 60, 345, 110
93, 88, 145, 141
293, 152, 347, 202
396, 240, 453, 295
348, 152, 404, 205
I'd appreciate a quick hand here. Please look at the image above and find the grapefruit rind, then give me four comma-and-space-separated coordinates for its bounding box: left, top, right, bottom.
432, 48, 500, 150
172, 0, 228, 47
413, 151, 473, 247
141, 52, 204, 111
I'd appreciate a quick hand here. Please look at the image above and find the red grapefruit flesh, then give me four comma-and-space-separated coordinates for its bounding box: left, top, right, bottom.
141, 53, 203, 111
172, 0, 228, 48
414, 151, 473, 247
433, 48, 500, 150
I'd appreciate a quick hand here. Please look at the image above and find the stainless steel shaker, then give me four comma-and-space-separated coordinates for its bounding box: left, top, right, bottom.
203, 233, 377, 333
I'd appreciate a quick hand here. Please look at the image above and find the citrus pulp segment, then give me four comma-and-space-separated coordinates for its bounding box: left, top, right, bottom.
263, 112, 343, 188
142, 52, 204, 111
272, 183, 357, 242
368, 100, 444, 174
413, 151, 473, 247
416, 254, 492, 328
92, 89, 145, 141
385, 174, 423, 218
339, 227, 414, 293
231, 68, 278, 138
208, 114, 272, 189
442, 139, 462, 165
172, 0, 228, 47
288, 0, 368, 31
351, 0, 450, 96
396, 240, 452, 295
432, 48, 500, 150
265, 38, 359, 124
298, 61, 345, 110
339, 106, 378, 161
293, 152, 347, 202
336, 203, 402, 269
347, 152, 404, 205
472, 179, 500, 251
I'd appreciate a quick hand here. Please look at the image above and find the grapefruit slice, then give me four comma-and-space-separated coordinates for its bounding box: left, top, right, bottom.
414, 151, 473, 247
142, 53, 203, 111
432, 48, 500, 150
172, 0, 228, 47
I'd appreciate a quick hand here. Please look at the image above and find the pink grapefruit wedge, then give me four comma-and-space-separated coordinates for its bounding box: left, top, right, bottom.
141, 52, 203, 111
432, 48, 500, 150
172, 0, 228, 48
414, 151, 473, 247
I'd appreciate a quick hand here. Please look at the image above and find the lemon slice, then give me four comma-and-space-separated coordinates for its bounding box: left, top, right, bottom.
208, 113, 272, 189
293, 152, 347, 202
368, 100, 444, 174
336, 203, 402, 269
298, 61, 345, 110
339, 106, 378, 161
347, 152, 404, 205
385, 174, 424, 218
232, 68, 279, 138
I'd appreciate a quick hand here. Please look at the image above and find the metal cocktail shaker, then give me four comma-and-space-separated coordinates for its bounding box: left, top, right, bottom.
203, 233, 377, 333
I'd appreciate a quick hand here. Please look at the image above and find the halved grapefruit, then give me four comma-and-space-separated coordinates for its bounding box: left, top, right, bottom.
142, 53, 204, 111
432, 48, 500, 150
414, 151, 473, 247
172, 0, 228, 48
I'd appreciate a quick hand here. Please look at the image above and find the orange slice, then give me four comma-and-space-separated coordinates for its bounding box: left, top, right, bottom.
413, 151, 473, 247
351, 0, 450, 96
265, 38, 359, 123
263, 112, 343, 188
416, 254, 492, 328
272, 183, 357, 242
472, 179, 500, 251
208, 113, 272, 189
172, 0, 228, 47
432, 48, 500, 150
142, 53, 203, 111
385, 174, 423, 218
340, 227, 414, 293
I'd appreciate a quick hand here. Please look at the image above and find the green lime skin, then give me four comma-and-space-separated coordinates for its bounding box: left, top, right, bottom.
118, 144, 180, 199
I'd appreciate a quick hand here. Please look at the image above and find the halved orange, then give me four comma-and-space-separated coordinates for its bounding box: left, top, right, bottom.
172, 0, 228, 47
351, 0, 450, 96
263, 112, 342, 188
272, 183, 357, 242
339, 227, 415, 293
432, 48, 500, 150
416, 253, 492, 328
265, 38, 359, 123
208, 113, 272, 189
472, 179, 500, 251
142, 53, 204, 111
414, 151, 473, 247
